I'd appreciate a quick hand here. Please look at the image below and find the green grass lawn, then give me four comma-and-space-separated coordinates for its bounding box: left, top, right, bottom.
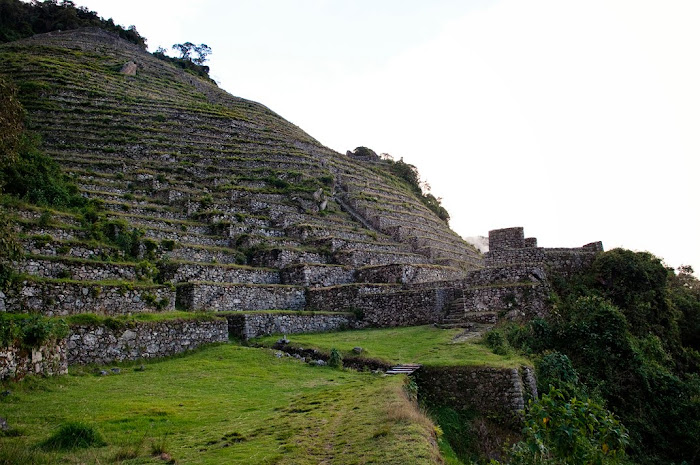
0, 344, 440, 464
254, 325, 530, 368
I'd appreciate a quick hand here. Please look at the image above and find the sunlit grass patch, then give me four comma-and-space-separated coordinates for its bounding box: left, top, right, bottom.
254, 325, 531, 368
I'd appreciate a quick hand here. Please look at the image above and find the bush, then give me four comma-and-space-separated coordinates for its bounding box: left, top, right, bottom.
40, 422, 106, 450
1, 135, 85, 208
504, 387, 629, 465
484, 329, 511, 356
0, 314, 68, 349
328, 348, 343, 369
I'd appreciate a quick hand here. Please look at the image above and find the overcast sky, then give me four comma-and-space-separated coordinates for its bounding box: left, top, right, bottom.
72, 0, 700, 273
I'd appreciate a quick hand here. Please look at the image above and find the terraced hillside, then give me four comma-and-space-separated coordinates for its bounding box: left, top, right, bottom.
0, 28, 482, 329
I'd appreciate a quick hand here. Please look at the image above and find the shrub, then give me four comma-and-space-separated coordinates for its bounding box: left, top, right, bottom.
484, 329, 511, 356
40, 422, 106, 450
329, 348, 343, 369
504, 387, 629, 465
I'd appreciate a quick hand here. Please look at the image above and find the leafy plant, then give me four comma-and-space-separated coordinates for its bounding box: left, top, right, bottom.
329, 348, 343, 369
504, 387, 629, 465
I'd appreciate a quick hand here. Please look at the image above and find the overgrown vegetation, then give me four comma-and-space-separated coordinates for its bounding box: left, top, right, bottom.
348, 147, 451, 223
488, 249, 700, 464
0, 0, 146, 48
0, 313, 69, 348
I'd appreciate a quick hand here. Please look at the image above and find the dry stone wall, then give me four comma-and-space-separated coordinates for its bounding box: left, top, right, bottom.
163, 262, 280, 284
484, 227, 602, 276
356, 264, 465, 285
280, 264, 355, 287
67, 319, 228, 364
177, 283, 306, 311
226, 312, 356, 340
414, 365, 537, 424
307, 285, 457, 327
459, 283, 551, 320
4, 281, 175, 316
17, 258, 137, 281
0, 340, 68, 380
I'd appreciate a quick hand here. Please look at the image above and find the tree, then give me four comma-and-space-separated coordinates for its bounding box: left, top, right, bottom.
172, 42, 211, 65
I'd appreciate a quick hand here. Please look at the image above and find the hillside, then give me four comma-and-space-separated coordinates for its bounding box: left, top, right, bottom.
2, 26, 699, 465
0, 28, 482, 322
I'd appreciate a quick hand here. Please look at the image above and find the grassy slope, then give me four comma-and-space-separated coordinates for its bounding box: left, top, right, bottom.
0, 344, 440, 464
254, 325, 530, 368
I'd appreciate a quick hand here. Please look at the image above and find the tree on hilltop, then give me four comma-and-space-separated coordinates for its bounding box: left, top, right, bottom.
172, 42, 212, 65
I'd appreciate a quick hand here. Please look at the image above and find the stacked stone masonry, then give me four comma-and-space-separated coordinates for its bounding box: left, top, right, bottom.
177, 283, 306, 311
0, 340, 68, 381
5, 281, 175, 316
226, 312, 357, 340
485, 227, 603, 276
414, 365, 537, 424
280, 264, 355, 287
68, 319, 228, 365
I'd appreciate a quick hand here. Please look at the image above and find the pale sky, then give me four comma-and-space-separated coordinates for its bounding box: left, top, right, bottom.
69, 0, 700, 273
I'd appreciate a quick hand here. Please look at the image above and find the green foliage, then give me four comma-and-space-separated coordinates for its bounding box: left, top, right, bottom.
1, 134, 85, 208
0, 75, 24, 166
501, 249, 700, 464
0, 209, 22, 289
40, 422, 106, 451
351, 147, 451, 223
0, 313, 68, 348
153, 47, 213, 81
484, 328, 512, 356
429, 406, 478, 462
135, 260, 158, 282
328, 347, 343, 369
504, 387, 629, 465
160, 239, 176, 251
0, 0, 146, 48
535, 352, 582, 398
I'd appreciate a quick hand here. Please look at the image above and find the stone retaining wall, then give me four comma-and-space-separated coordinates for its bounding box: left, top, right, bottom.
165, 246, 241, 264
460, 283, 550, 320
226, 312, 356, 340
308, 285, 457, 326
4, 280, 175, 316
67, 319, 228, 364
176, 283, 306, 311
306, 284, 401, 310
334, 249, 428, 267
163, 262, 280, 284
280, 264, 355, 287
414, 365, 537, 424
356, 264, 465, 285
466, 265, 547, 287
17, 258, 137, 281
0, 340, 68, 380
250, 248, 328, 268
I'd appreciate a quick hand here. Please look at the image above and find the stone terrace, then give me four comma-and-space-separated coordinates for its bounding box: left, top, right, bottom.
0, 29, 488, 337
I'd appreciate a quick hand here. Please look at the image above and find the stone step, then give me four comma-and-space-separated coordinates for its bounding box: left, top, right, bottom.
386, 364, 422, 375
443, 311, 498, 325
